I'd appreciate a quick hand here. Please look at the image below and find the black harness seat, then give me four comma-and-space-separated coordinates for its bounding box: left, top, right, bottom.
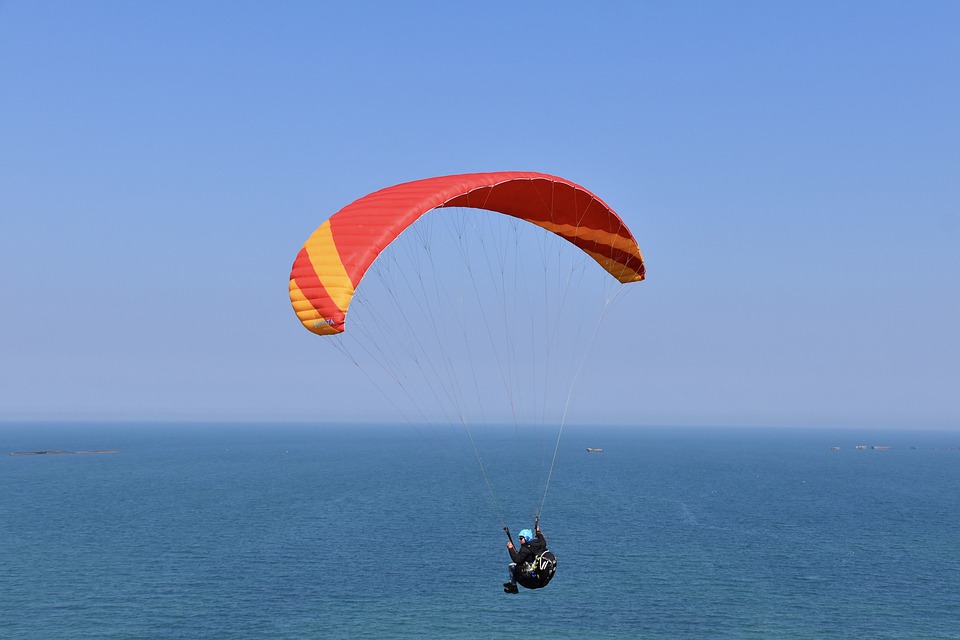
515, 550, 557, 589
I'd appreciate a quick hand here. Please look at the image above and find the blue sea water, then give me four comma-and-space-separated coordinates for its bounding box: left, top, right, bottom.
1, 423, 958, 639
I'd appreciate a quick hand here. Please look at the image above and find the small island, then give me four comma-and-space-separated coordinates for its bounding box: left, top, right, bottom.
9, 449, 119, 456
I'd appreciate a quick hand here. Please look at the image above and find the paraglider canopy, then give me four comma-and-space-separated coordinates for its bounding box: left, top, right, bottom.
289, 171, 645, 335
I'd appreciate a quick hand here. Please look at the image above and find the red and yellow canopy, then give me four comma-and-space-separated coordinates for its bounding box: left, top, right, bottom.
289, 171, 645, 335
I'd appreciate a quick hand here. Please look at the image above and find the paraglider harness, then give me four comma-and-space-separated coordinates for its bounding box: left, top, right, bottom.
504, 517, 557, 590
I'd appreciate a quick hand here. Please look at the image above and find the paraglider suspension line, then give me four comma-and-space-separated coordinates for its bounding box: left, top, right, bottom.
537, 298, 613, 518
461, 418, 507, 529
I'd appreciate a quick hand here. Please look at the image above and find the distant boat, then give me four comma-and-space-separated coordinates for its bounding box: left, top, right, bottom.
586, 448, 604, 453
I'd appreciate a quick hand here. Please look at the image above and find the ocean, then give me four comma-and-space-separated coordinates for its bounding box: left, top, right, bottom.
1, 423, 958, 639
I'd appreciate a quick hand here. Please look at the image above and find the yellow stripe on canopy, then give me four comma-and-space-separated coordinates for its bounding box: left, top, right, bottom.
303, 220, 355, 313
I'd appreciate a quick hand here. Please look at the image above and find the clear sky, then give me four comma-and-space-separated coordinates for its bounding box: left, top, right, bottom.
1, 1, 957, 428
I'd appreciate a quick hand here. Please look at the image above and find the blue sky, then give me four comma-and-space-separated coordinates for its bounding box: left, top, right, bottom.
1, 1, 957, 428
